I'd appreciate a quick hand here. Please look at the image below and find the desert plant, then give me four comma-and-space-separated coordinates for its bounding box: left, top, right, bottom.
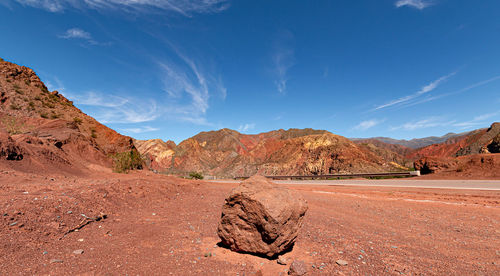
189, 171, 204, 180
40, 112, 49, 119
10, 103, 21, 110
24, 79, 31, 86
90, 128, 97, 138
112, 150, 144, 173
1, 116, 30, 135
43, 101, 55, 108
50, 113, 60, 119
73, 117, 83, 124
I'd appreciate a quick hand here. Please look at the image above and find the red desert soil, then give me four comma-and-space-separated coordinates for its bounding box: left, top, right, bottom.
1, 170, 499, 275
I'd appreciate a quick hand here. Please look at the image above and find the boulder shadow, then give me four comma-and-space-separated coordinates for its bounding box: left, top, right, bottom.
215, 241, 295, 260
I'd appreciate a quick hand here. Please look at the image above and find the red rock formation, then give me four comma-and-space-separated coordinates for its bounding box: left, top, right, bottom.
136, 129, 407, 178
0, 58, 138, 175
217, 175, 308, 257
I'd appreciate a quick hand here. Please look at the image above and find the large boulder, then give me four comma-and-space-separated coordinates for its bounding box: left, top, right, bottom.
217, 175, 308, 257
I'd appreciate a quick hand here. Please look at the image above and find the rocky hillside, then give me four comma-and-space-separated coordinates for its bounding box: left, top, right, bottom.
0, 58, 139, 174
136, 128, 407, 178
408, 123, 500, 175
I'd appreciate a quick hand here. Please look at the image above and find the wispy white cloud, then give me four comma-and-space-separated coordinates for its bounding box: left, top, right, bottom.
238, 123, 255, 133
352, 119, 384, 131
60, 28, 91, 40
390, 116, 454, 131
272, 31, 295, 94
452, 111, 500, 129
374, 72, 455, 111
72, 91, 129, 108
395, 0, 433, 10
401, 74, 500, 108
158, 46, 226, 125
13, 0, 229, 15
121, 126, 159, 134
51, 81, 159, 124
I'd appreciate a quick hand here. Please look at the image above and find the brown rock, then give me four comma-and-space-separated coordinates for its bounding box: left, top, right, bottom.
288, 260, 307, 275
217, 175, 308, 257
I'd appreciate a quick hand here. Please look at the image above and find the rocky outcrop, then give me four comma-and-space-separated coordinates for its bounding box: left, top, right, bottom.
217, 175, 308, 257
487, 134, 500, 153
455, 123, 500, 156
414, 157, 457, 174
0, 58, 139, 174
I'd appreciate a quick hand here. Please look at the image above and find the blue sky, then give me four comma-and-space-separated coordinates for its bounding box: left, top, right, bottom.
1, 0, 500, 143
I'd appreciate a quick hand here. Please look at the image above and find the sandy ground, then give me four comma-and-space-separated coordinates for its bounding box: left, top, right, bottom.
1, 170, 499, 275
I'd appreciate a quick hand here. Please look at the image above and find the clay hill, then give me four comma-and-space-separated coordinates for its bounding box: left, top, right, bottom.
135, 128, 408, 178
409, 123, 500, 177
0, 58, 139, 175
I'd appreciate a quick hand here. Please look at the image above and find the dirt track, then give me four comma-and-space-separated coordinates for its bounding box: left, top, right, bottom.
1, 170, 499, 275
212, 178, 500, 190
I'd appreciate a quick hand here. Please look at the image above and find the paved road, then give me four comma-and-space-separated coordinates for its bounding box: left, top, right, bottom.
209, 179, 500, 190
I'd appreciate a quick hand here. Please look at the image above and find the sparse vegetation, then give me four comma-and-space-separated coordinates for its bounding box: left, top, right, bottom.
24, 79, 31, 86
91, 128, 97, 138
189, 171, 204, 180
34, 95, 41, 101
40, 112, 49, 119
43, 101, 55, 108
10, 103, 21, 110
112, 150, 144, 173
37, 84, 49, 94
1, 116, 30, 135
48, 93, 59, 102
50, 113, 60, 119
28, 101, 35, 108
73, 117, 83, 124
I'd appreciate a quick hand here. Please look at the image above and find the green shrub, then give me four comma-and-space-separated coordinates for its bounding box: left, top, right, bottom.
189, 172, 204, 180
112, 150, 144, 173
90, 128, 97, 138
40, 112, 49, 119
28, 101, 35, 108
24, 79, 31, 86
34, 95, 41, 101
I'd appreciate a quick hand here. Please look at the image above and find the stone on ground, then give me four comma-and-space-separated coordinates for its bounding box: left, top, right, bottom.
217, 175, 308, 257
288, 260, 307, 275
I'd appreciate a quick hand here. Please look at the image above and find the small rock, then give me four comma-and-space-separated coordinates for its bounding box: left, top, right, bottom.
391, 246, 398, 249
9, 222, 18, 226
67, 211, 72, 214
78, 238, 84, 242
42, 251, 48, 255
336, 259, 348, 266
288, 260, 307, 275
50, 259, 63, 264
277, 255, 288, 265
73, 249, 84, 255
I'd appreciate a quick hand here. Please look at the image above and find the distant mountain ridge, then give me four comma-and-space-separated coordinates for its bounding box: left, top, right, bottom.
135, 128, 406, 178
350, 131, 472, 149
